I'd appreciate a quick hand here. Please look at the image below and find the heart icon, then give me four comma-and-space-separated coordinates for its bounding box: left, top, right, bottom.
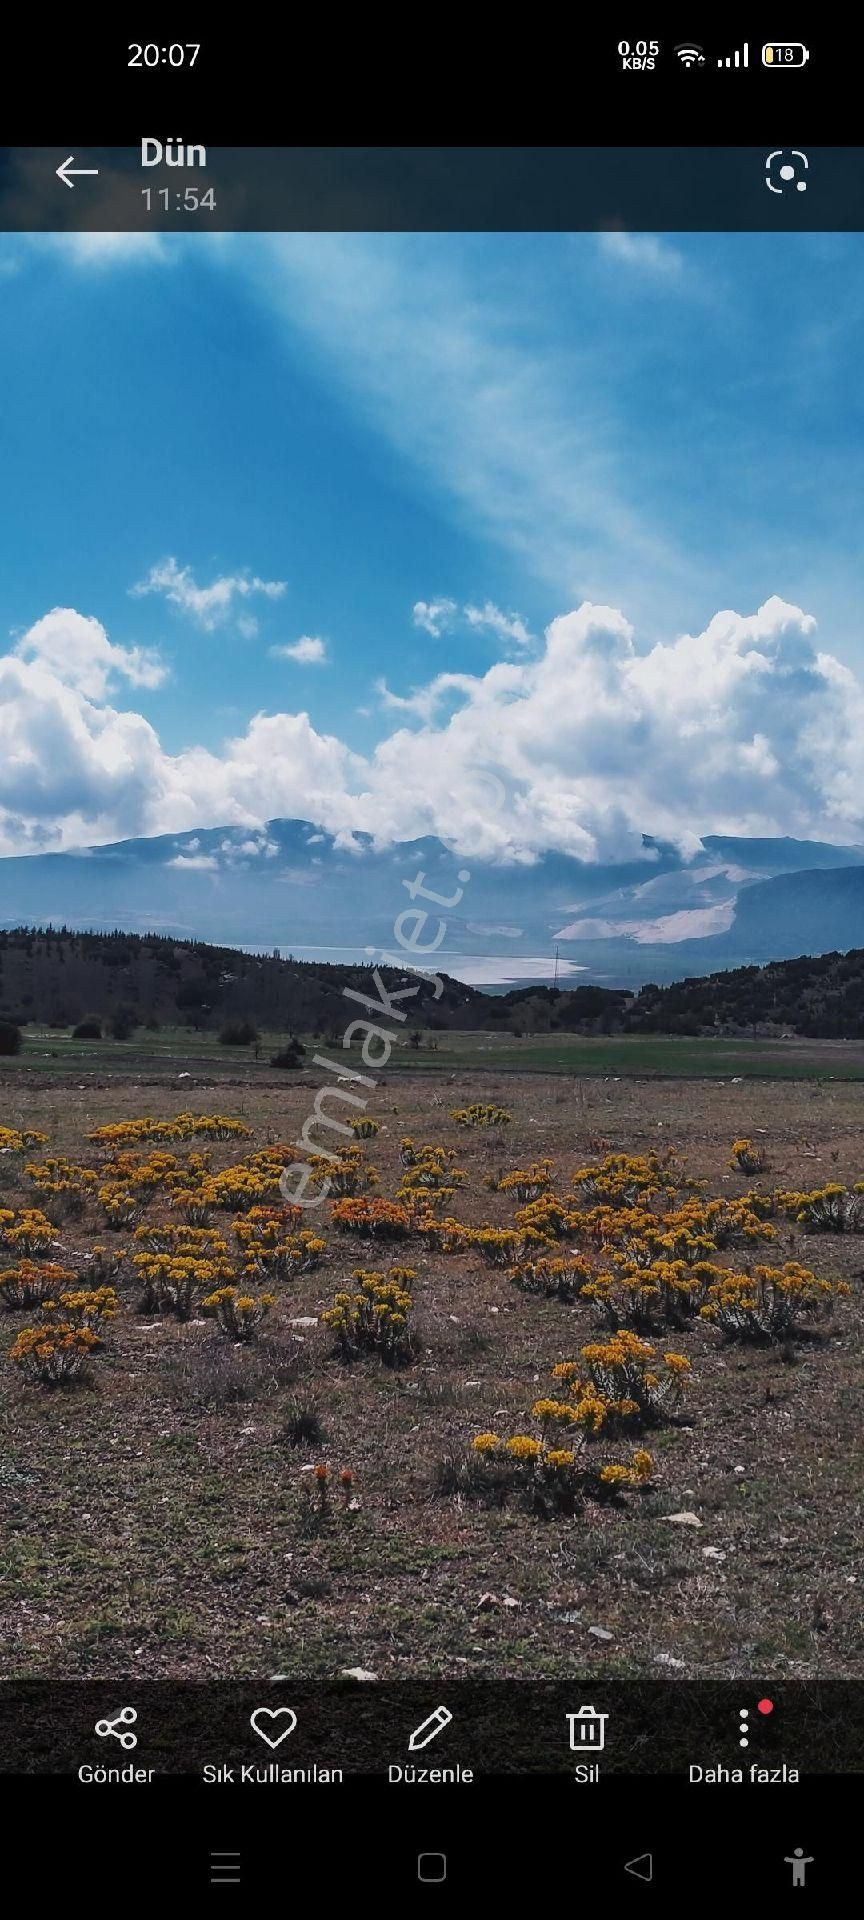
250, 1706, 298, 1749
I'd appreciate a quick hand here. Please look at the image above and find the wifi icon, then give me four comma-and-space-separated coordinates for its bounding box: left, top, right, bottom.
675, 44, 705, 66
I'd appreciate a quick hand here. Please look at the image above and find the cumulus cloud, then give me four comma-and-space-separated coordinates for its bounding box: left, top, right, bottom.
3, 596, 864, 864
15, 608, 166, 699
271, 635, 329, 665
131, 558, 286, 632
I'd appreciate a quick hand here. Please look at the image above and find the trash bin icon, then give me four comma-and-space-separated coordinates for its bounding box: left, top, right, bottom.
566, 1706, 608, 1752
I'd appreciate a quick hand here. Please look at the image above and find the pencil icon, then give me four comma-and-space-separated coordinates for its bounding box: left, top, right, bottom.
408, 1706, 453, 1751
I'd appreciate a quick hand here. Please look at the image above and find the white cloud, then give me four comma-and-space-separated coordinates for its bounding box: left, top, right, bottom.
41, 232, 171, 268
271, 635, 329, 665
413, 599, 457, 637
464, 601, 533, 648
131, 558, 286, 632
3, 596, 864, 865
14, 608, 166, 699
167, 852, 219, 871
598, 232, 684, 277
375, 670, 474, 721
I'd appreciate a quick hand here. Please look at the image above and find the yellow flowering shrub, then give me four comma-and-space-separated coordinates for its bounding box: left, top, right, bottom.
305, 1149, 379, 1197
133, 1223, 229, 1257
551, 1330, 690, 1427
25, 1157, 98, 1215
571, 1150, 686, 1208
10, 1321, 100, 1384
201, 1286, 276, 1342
0, 1208, 56, 1255
492, 1161, 554, 1202
730, 1137, 769, 1176
465, 1424, 655, 1513
580, 1258, 726, 1331
0, 1261, 77, 1310
700, 1262, 849, 1341
233, 1208, 325, 1280
398, 1157, 466, 1195
44, 1287, 118, 1336
510, 1252, 594, 1302
468, 1226, 523, 1268
132, 1250, 234, 1320
88, 1113, 250, 1146
331, 1197, 411, 1239
98, 1183, 145, 1229
415, 1215, 470, 1254
0, 1125, 49, 1152
775, 1184, 864, 1233
513, 1195, 572, 1242
450, 1103, 512, 1127
322, 1267, 417, 1364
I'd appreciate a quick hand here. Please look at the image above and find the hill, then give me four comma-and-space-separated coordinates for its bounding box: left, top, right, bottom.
625, 946, 864, 1039
0, 927, 478, 1039
2, 926, 864, 1045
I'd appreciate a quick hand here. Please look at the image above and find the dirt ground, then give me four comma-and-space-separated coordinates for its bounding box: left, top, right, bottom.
2, 1067, 863, 1681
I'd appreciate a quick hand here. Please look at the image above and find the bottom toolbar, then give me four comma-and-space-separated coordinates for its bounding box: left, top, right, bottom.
1, 1680, 862, 1777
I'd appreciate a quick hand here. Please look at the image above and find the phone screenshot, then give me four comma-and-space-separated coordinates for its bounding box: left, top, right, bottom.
1, 29, 860, 1897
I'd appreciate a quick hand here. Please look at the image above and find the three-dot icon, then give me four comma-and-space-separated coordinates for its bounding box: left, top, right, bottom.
739, 1698, 774, 1746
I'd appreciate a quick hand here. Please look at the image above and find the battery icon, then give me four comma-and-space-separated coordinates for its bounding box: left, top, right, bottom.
763, 43, 809, 65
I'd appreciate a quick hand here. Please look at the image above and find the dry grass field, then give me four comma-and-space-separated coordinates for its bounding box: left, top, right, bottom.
1, 1064, 863, 1683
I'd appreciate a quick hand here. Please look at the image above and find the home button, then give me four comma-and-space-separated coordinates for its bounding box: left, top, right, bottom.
418, 1853, 447, 1884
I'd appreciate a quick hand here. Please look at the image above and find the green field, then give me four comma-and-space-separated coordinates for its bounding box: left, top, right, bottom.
5, 1024, 864, 1081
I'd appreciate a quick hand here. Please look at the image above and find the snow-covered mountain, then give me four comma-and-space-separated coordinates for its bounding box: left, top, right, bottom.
0, 820, 862, 987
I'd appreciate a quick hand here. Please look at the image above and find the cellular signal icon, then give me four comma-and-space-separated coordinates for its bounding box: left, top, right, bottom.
675, 44, 705, 67
717, 42, 749, 67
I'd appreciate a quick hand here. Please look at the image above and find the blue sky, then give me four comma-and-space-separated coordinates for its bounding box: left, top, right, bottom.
1, 228, 863, 860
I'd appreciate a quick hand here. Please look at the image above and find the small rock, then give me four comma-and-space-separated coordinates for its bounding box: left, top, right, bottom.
588, 1625, 614, 1642
340, 1667, 377, 1682
477, 1592, 499, 1611
664, 1511, 703, 1528
502, 1594, 521, 1610
654, 1653, 686, 1670
289, 1317, 318, 1329
702, 1546, 726, 1561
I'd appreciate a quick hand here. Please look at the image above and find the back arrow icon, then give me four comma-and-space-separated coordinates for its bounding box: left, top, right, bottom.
624, 1853, 653, 1883
56, 156, 100, 189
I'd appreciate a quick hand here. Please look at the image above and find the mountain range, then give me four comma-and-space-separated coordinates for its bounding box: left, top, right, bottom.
1, 819, 863, 987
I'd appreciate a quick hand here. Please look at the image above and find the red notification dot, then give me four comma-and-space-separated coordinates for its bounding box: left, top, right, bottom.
757, 1698, 774, 1715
